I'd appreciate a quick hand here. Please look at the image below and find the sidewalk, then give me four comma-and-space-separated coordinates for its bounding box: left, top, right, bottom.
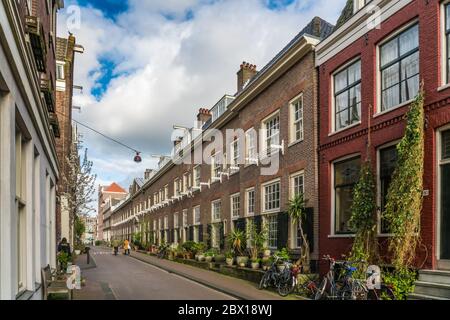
72, 252, 115, 300
130, 250, 301, 300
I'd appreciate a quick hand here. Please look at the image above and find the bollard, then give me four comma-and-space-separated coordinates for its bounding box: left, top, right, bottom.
85, 246, 91, 264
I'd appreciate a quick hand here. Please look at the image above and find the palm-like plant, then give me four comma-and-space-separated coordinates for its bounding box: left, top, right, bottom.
227, 229, 246, 256
287, 193, 310, 272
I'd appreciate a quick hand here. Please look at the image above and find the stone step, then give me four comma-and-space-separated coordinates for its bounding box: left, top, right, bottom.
408, 293, 449, 300
418, 269, 450, 285
414, 281, 450, 299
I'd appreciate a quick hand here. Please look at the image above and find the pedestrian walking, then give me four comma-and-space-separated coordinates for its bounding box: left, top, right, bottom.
123, 239, 130, 255
112, 238, 120, 256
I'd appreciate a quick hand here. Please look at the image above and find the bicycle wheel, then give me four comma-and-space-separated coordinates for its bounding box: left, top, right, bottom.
277, 276, 295, 297
314, 278, 327, 300
259, 272, 270, 290
377, 284, 396, 300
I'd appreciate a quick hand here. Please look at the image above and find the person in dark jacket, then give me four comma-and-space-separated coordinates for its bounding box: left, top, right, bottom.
58, 238, 72, 257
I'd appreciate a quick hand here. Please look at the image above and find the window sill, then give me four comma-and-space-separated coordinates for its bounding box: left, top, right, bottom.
261, 209, 280, 215
328, 122, 361, 137
288, 139, 304, 148
327, 234, 355, 238
374, 99, 413, 118
231, 216, 240, 221
438, 83, 450, 92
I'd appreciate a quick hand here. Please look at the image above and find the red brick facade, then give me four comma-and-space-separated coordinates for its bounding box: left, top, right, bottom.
317, 0, 450, 271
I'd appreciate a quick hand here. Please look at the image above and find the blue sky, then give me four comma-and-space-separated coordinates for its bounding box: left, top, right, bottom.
58, 0, 346, 214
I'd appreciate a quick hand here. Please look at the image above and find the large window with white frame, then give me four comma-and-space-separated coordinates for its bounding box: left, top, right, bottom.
440, 129, 450, 260
212, 200, 222, 222
245, 129, 257, 165
379, 145, 398, 234
290, 171, 305, 198
230, 137, 240, 173
183, 210, 188, 227
445, 3, 450, 84
262, 180, 280, 213
174, 213, 179, 228
211, 151, 222, 180
231, 193, 240, 219
193, 206, 201, 225
246, 188, 255, 216
193, 165, 201, 187
380, 23, 419, 112
334, 60, 361, 131
262, 112, 280, 157
290, 94, 304, 143
333, 156, 361, 234
266, 215, 278, 249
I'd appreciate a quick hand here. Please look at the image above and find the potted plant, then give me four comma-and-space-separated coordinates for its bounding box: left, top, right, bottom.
227, 229, 247, 267
225, 251, 234, 266
287, 193, 311, 273
263, 248, 271, 257
261, 256, 271, 270
275, 248, 290, 272
215, 252, 226, 263
251, 257, 260, 269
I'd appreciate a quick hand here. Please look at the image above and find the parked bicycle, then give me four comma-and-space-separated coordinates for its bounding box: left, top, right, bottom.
157, 243, 169, 259
315, 255, 367, 300
259, 255, 291, 293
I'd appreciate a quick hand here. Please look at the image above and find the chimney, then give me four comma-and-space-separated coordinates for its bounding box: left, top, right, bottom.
237, 61, 257, 93
196, 108, 212, 126
144, 169, 154, 180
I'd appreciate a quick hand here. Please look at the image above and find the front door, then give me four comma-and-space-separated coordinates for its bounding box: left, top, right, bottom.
439, 129, 450, 266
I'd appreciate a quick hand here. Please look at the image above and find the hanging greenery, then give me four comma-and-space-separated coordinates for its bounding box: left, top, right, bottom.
348, 160, 378, 268
384, 87, 425, 269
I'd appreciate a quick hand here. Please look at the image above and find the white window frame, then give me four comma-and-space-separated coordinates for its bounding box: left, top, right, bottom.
265, 214, 278, 250
437, 124, 450, 261
230, 137, 240, 173
245, 187, 255, 216
260, 111, 280, 158
193, 206, 201, 225
230, 193, 240, 220
261, 178, 281, 214
211, 199, 222, 222
375, 19, 420, 115
245, 128, 257, 165
164, 216, 169, 230
211, 151, 222, 181
441, 1, 450, 88
290, 171, 305, 199
183, 209, 188, 228
289, 93, 304, 145
174, 212, 179, 229
193, 165, 201, 187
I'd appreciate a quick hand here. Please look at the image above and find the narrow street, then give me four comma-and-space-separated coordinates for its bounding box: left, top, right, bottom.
80, 247, 234, 300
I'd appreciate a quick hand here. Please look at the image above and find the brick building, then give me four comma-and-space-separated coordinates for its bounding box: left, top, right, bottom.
111, 17, 334, 266
0, 0, 64, 299
97, 182, 128, 242
54, 35, 83, 247
316, 0, 450, 273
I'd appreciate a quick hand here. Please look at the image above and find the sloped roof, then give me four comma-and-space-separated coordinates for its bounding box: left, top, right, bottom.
334, 0, 354, 31
104, 182, 127, 193
134, 178, 145, 187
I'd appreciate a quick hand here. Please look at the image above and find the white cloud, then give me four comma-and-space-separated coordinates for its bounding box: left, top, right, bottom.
58, 0, 346, 195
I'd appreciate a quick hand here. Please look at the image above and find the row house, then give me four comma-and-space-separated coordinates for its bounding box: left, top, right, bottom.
0, 0, 64, 299
111, 17, 334, 267
97, 182, 127, 242
316, 0, 450, 272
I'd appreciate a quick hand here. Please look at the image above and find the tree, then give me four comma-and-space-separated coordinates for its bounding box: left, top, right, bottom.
64, 144, 97, 244
287, 193, 310, 272
384, 87, 425, 269
74, 215, 86, 244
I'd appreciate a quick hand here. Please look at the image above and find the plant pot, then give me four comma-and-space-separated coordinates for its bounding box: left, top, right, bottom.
197, 255, 205, 262
277, 264, 286, 272
215, 254, 225, 263
74, 250, 81, 255
236, 256, 249, 267
251, 262, 260, 269
263, 250, 271, 257
226, 258, 234, 266
205, 256, 213, 263
262, 265, 269, 271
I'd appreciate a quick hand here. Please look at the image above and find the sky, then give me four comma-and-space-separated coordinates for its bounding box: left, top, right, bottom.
57, 0, 347, 214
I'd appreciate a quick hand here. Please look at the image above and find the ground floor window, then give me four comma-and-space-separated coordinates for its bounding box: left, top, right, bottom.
379, 145, 398, 234
440, 129, 450, 259
193, 226, 199, 242
211, 224, 221, 248
334, 156, 361, 234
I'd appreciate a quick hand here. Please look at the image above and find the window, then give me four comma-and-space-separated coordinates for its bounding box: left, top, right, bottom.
174, 213, 179, 228
245, 129, 257, 165
211, 224, 221, 248
183, 172, 190, 191
334, 60, 361, 131
212, 200, 222, 222
290, 95, 304, 143
379, 146, 398, 234
262, 113, 280, 157
193, 225, 199, 242
194, 206, 201, 225
290, 172, 304, 198
354, 0, 370, 12
183, 210, 188, 227
231, 194, 240, 219
211, 152, 222, 180
267, 215, 278, 249
174, 178, 180, 196
164, 185, 169, 200
445, 3, 450, 84
56, 63, 64, 80
194, 165, 201, 187
263, 180, 281, 212
380, 24, 419, 111
230, 138, 240, 172
246, 188, 255, 216
334, 157, 361, 234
